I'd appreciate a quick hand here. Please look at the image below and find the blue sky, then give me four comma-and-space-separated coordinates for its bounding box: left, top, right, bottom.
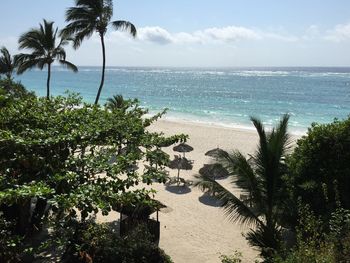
1, 0, 350, 67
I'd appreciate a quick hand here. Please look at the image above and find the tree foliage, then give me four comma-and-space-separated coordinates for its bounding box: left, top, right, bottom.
61, 221, 173, 263
273, 203, 350, 263
287, 117, 350, 219
0, 78, 35, 101
0, 93, 186, 259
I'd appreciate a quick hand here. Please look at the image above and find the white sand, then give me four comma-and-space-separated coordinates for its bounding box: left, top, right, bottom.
97, 119, 300, 263
147, 120, 260, 263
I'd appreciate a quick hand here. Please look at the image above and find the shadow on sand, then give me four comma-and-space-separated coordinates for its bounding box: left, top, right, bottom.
165, 185, 192, 195
198, 193, 223, 207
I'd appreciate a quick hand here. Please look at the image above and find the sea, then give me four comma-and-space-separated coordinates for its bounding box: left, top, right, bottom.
14, 66, 350, 135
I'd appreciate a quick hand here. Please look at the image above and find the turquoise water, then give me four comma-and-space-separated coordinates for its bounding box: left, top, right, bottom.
14, 67, 350, 134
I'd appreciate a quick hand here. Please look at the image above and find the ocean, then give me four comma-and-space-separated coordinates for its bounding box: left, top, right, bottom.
14, 67, 350, 135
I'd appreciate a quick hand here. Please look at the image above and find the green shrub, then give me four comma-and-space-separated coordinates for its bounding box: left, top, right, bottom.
0, 93, 186, 258
0, 78, 35, 99
0, 215, 23, 262
273, 204, 350, 263
62, 221, 173, 263
220, 250, 243, 263
287, 117, 350, 219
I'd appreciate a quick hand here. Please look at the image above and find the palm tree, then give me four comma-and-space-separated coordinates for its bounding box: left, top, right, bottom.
196, 114, 291, 261
17, 19, 78, 99
106, 94, 128, 110
0, 47, 18, 80
62, 0, 137, 105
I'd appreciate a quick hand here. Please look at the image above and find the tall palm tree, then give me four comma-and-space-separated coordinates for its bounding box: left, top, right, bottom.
0, 47, 18, 80
62, 0, 137, 105
17, 19, 78, 99
196, 114, 291, 261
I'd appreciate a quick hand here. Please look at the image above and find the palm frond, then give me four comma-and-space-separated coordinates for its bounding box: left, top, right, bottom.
16, 55, 46, 74
228, 151, 264, 208
58, 60, 78, 73
111, 20, 137, 37
106, 94, 126, 109
195, 175, 263, 227
245, 224, 282, 259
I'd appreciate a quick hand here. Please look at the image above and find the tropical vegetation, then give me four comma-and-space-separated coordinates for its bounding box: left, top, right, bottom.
1, 1, 350, 262
106, 94, 131, 111
62, 0, 137, 104
0, 82, 185, 261
0, 47, 18, 80
17, 19, 78, 99
287, 118, 350, 220
196, 114, 292, 260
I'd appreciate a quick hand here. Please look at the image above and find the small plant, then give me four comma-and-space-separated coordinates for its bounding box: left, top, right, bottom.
220, 250, 243, 263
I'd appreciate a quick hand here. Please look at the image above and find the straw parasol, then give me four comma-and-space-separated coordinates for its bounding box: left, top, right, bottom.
205, 147, 225, 160
168, 155, 193, 185
199, 163, 229, 179
173, 143, 194, 157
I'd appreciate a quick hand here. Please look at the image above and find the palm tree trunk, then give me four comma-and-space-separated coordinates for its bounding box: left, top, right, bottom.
46, 63, 51, 99
95, 35, 106, 105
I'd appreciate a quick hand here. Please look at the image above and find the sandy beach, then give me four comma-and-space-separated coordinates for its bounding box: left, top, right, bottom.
98, 118, 301, 263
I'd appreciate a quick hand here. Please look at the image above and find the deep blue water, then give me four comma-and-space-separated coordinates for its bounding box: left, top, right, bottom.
14, 66, 350, 134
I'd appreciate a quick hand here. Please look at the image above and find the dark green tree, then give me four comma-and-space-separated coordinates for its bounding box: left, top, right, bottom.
62, 0, 137, 105
17, 19, 78, 99
287, 118, 350, 219
196, 115, 291, 261
0, 47, 18, 80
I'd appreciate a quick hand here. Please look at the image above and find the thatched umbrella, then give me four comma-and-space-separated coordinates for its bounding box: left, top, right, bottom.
168, 155, 193, 185
199, 163, 229, 179
205, 147, 225, 160
173, 143, 193, 157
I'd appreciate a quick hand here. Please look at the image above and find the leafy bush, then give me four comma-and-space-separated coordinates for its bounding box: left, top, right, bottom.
0, 78, 35, 99
273, 203, 350, 263
62, 221, 173, 263
0, 93, 186, 258
220, 250, 243, 263
0, 215, 23, 262
287, 118, 350, 219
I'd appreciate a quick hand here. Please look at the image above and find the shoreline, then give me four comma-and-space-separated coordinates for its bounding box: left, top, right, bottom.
152, 114, 307, 137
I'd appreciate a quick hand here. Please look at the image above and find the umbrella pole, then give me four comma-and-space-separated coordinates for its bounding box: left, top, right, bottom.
177, 168, 180, 186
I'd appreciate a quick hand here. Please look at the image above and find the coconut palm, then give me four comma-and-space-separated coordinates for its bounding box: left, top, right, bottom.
17, 19, 78, 99
106, 94, 128, 110
62, 0, 137, 105
0, 47, 18, 80
196, 114, 291, 260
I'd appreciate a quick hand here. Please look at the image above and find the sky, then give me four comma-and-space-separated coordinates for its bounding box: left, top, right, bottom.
1, 0, 350, 67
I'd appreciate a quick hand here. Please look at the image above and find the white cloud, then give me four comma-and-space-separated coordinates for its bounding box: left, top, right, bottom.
138, 26, 174, 45
198, 26, 261, 42
103, 25, 305, 46
325, 23, 350, 42
134, 26, 300, 45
